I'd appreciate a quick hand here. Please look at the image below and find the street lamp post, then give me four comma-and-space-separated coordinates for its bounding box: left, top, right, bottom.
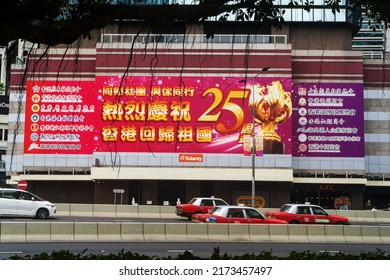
242, 67, 270, 208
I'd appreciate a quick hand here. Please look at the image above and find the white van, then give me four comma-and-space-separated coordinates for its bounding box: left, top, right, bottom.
0, 188, 56, 219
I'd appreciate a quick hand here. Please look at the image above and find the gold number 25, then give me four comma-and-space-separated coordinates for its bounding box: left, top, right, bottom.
198, 87, 250, 134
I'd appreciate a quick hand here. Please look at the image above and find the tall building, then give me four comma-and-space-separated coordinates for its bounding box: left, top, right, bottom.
352, 12, 386, 59
3, 1, 390, 209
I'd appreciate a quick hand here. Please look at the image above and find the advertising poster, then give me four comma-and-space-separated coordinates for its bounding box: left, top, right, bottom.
24, 77, 293, 155
292, 83, 364, 157
24, 81, 98, 154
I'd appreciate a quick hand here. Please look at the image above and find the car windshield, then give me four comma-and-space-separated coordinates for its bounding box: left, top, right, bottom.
280, 204, 292, 212
210, 207, 223, 215
312, 206, 328, 215
188, 198, 197, 204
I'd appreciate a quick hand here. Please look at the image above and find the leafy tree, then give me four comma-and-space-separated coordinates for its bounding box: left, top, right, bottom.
0, 0, 388, 46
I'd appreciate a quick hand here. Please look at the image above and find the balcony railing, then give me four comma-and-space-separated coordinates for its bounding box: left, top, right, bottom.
100, 34, 288, 45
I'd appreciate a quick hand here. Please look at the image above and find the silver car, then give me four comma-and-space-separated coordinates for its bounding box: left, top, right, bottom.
0, 188, 56, 219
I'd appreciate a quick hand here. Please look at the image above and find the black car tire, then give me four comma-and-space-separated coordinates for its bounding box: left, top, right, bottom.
288, 220, 299, 224
36, 208, 49, 219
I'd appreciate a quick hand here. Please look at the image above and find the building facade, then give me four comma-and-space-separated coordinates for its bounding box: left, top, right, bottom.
3, 2, 390, 210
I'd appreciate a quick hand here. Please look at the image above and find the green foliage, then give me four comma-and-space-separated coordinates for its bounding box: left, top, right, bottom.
0, 0, 389, 46
7, 247, 390, 260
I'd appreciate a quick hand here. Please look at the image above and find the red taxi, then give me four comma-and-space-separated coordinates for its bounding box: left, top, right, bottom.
264, 203, 350, 225
192, 206, 287, 224
175, 197, 229, 220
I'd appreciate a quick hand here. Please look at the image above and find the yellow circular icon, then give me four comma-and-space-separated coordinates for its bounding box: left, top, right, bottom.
31, 94, 41, 103
31, 104, 40, 112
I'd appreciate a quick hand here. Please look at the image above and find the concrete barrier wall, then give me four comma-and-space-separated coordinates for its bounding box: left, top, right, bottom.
1, 222, 390, 243
54, 203, 390, 223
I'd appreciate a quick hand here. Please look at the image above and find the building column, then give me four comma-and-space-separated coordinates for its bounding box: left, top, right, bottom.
140, 180, 158, 205
185, 181, 201, 203
351, 191, 363, 210
269, 189, 290, 208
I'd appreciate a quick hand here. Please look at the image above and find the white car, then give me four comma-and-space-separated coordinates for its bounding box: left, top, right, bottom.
0, 188, 56, 219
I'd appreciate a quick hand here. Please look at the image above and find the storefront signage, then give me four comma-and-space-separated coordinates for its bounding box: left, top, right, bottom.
236, 195, 266, 208
319, 184, 336, 191
178, 154, 204, 163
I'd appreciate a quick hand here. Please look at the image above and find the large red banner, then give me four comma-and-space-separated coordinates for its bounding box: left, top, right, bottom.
24, 77, 292, 155
24, 81, 97, 154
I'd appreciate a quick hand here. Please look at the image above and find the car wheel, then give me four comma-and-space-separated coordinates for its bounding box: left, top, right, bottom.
335, 221, 345, 225
288, 220, 299, 224
36, 208, 49, 219
189, 211, 202, 220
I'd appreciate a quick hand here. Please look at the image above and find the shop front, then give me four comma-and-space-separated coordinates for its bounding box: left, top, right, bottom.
292, 183, 365, 210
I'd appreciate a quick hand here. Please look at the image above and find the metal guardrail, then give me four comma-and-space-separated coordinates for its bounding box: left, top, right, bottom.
100, 34, 288, 45
362, 50, 384, 59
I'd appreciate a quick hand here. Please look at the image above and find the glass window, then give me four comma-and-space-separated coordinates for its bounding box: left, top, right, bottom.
122, 35, 132, 43
102, 35, 111, 43
302, 9, 313, 21
215, 199, 228, 206
324, 9, 336, 21
312, 206, 327, 215
233, 35, 244, 43
19, 192, 33, 200
313, 8, 324, 21
219, 36, 231, 43
0, 190, 15, 199
200, 199, 213, 206
227, 208, 244, 218
291, 8, 303, 21
297, 206, 311, 214
246, 208, 264, 219
335, 9, 346, 22
282, 9, 292, 21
